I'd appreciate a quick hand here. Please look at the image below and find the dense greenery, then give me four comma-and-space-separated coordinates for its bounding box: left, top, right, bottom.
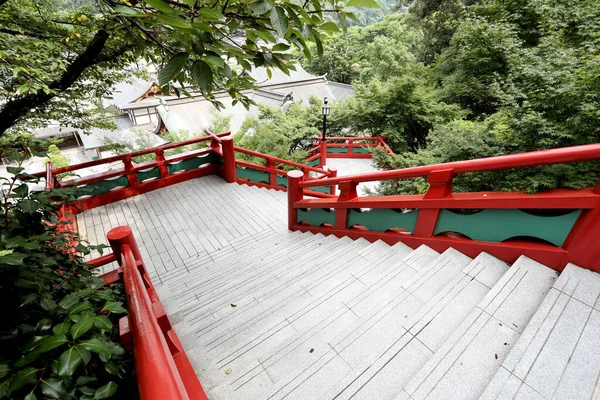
0, 137, 133, 399
298, 0, 600, 194
0, 0, 363, 138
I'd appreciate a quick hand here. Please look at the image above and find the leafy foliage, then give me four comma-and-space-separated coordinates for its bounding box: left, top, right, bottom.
0, 136, 133, 399
0, 0, 363, 138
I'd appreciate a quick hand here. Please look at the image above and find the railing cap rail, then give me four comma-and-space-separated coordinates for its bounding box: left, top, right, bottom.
233, 146, 332, 175
299, 143, 600, 188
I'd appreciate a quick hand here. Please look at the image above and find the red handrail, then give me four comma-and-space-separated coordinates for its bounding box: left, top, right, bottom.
234, 146, 333, 176
300, 143, 600, 188
32, 132, 230, 176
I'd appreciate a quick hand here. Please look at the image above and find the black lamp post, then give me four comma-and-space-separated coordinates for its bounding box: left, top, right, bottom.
321, 97, 330, 142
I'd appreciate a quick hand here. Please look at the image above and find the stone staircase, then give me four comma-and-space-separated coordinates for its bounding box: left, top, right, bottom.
78, 176, 600, 400
151, 185, 600, 400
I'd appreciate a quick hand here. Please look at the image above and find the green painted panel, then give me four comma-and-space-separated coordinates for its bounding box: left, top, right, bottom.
78, 175, 129, 197
167, 153, 216, 174
276, 175, 288, 188
236, 166, 269, 184
353, 147, 372, 154
310, 185, 331, 194
348, 209, 419, 232
327, 147, 349, 154
434, 208, 582, 246
307, 158, 321, 167
297, 208, 336, 226
136, 167, 161, 182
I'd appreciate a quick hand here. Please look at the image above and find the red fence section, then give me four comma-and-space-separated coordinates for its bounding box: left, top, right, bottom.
306, 136, 394, 166
92, 226, 207, 400
289, 143, 600, 273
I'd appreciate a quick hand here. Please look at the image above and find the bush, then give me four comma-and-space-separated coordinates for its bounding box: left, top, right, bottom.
0, 141, 134, 399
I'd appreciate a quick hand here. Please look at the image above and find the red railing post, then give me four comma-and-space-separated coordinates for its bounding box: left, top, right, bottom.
123, 155, 139, 188
287, 170, 305, 230
220, 136, 237, 183
45, 161, 55, 189
335, 180, 358, 230
413, 169, 454, 237
266, 158, 277, 186
348, 139, 354, 155
561, 182, 600, 273
328, 166, 338, 195
320, 140, 327, 167
107, 225, 143, 266
155, 149, 169, 178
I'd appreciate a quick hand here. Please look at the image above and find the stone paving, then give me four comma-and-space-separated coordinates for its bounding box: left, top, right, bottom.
76, 174, 600, 400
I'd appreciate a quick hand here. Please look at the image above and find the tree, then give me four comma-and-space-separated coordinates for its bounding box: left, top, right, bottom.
0, 0, 360, 138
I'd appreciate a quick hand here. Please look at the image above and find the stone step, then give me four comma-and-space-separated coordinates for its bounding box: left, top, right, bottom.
400, 255, 558, 400
236, 248, 471, 400
481, 262, 600, 400
327, 252, 509, 400
189, 243, 411, 395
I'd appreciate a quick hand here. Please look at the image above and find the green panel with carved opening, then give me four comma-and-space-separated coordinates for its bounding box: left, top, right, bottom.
136, 167, 161, 182
78, 175, 129, 197
276, 175, 287, 187
297, 208, 336, 226
434, 209, 581, 246
327, 147, 349, 154
348, 208, 419, 232
353, 147, 372, 154
236, 166, 269, 184
307, 158, 321, 167
167, 153, 216, 174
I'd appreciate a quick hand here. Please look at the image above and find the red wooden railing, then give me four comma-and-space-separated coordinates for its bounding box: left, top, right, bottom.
288, 143, 600, 273
306, 135, 394, 167
233, 145, 338, 197
86, 226, 207, 400
36, 132, 231, 211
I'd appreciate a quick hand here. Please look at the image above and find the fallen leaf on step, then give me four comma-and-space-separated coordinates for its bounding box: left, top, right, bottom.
225, 369, 232, 374
494, 353, 498, 360
309, 348, 314, 353
231, 304, 237, 308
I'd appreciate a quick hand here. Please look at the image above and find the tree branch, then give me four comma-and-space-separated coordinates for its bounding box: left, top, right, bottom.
0, 30, 121, 138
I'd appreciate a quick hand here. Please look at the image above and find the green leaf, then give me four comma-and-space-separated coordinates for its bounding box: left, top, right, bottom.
57, 347, 83, 377
204, 54, 225, 68
24, 392, 36, 400
8, 367, 38, 393
113, 5, 145, 16
40, 378, 66, 399
34, 319, 52, 333
249, 1, 272, 15
12, 184, 28, 198
75, 346, 92, 366
320, 21, 340, 32
105, 362, 119, 375
198, 8, 222, 20
270, 7, 289, 38
272, 43, 291, 52
18, 200, 38, 214
75, 376, 96, 387
102, 301, 127, 314
93, 381, 117, 399
70, 314, 95, 340
191, 60, 213, 90
40, 297, 57, 312
35, 334, 68, 354
144, 0, 177, 14
0, 364, 9, 379
94, 316, 113, 331
0, 380, 8, 398
6, 166, 23, 175
20, 293, 37, 307
59, 292, 82, 310
69, 301, 92, 315
52, 321, 71, 336
0, 252, 27, 266
158, 53, 188, 86
346, 0, 379, 7
155, 15, 191, 29
80, 338, 111, 360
